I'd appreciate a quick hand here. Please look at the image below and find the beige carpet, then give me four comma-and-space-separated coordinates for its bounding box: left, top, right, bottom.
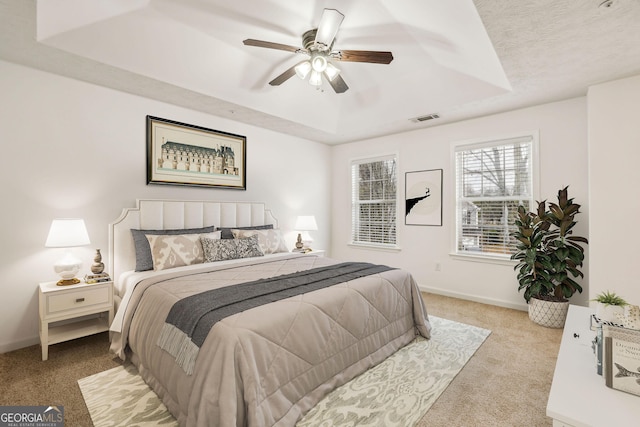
78, 316, 489, 427
418, 293, 563, 427
0, 293, 562, 426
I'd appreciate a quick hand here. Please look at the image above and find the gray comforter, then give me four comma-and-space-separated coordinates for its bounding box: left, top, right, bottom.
110, 254, 431, 426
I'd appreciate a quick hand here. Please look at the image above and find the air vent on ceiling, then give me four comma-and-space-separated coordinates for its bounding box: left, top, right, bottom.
410, 114, 440, 123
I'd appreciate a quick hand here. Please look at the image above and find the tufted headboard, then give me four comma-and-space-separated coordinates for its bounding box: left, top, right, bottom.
108, 199, 278, 282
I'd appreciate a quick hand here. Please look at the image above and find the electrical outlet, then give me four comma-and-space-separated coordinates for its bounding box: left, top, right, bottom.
435, 262, 441, 271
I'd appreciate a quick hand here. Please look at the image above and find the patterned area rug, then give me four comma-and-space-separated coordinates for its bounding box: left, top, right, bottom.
78, 316, 490, 427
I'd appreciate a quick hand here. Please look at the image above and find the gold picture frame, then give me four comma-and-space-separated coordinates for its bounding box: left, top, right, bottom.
146, 115, 246, 190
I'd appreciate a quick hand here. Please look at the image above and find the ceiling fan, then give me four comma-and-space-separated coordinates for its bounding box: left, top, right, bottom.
243, 8, 394, 94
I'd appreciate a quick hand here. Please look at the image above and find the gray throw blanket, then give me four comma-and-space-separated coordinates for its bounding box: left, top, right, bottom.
157, 262, 395, 374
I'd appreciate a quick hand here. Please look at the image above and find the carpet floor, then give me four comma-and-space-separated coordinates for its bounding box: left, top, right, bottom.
0, 293, 562, 426
78, 316, 489, 427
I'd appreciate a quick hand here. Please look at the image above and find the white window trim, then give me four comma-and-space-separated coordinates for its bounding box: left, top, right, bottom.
449, 131, 540, 263
348, 242, 402, 252
349, 152, 401, 250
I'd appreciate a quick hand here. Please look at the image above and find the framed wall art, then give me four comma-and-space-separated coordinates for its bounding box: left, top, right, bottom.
405, 169, 443, 226
146, 115, 246, 190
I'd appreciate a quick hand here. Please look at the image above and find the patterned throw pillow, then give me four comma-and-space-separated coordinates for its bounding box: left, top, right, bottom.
131, 226, 216, 271
201, 234, 264, 262
146, 231, 221, 271
231, 228, 289, 254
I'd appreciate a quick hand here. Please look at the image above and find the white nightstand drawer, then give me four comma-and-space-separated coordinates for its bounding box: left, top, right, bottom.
47, 286, 110, 314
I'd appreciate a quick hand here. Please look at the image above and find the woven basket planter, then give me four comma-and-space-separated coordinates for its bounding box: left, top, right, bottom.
528, 297, 569, 328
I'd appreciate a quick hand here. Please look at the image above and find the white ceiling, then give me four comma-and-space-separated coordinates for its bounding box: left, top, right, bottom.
1, 0, 640, 145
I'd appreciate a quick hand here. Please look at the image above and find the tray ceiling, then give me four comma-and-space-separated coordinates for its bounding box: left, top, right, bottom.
1, 0, 639, 144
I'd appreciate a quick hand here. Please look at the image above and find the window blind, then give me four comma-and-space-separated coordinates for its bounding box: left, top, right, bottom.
454, 135, 534, 257
351, 156, 397, 246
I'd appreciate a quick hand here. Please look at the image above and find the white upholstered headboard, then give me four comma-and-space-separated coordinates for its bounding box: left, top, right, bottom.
108, 199, 278, 283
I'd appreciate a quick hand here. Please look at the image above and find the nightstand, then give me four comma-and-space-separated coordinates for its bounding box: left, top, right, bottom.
38, 280, 114, 361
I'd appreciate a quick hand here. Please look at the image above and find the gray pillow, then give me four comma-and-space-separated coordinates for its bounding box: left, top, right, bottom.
216, 224, 273, 239
131, 226, 216, 271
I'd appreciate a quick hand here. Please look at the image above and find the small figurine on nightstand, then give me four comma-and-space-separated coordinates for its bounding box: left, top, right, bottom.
91, 249, 104, 274
293, 234, 313, 253
85, 249, 111, 284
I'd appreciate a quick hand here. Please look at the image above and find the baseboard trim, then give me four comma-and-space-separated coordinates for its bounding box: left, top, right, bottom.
0, 335, 39, 354
418, 284, 528, 312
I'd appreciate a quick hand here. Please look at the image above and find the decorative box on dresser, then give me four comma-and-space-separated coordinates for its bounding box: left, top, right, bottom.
38, 280, 114, 361
546, 305, 640, 426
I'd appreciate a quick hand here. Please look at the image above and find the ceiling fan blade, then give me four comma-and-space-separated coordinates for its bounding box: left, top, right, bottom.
268, 65, 298, 86
326, 74, 349, 93
243, 39, 306, 54
314, 9, 344, 49
333, 50, 394, 64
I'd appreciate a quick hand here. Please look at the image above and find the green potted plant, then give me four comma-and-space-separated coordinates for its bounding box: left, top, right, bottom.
592, 291, 627, 323
511, 186, 589, 328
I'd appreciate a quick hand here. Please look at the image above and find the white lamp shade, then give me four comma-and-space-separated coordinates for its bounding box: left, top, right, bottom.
45, 219, 90, 248
295, 61, 312, 79
311, 55, 328, 73
309, 70, 322, 86
324, 62, 341, 81
295, 216, 318, 231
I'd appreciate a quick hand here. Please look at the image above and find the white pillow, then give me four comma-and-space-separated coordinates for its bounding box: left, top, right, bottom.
146, 231, 221, 271
231, 228, 289, 254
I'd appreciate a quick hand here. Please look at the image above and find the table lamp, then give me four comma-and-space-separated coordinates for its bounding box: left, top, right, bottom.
45, 218, 91, 286
294, 215, 318, 251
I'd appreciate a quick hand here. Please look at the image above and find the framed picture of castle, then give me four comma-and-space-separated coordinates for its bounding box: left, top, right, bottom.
146, 116, 246, 190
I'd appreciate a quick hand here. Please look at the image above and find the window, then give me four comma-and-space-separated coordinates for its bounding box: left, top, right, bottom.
454, 134, 537, 258
351, 155, 398, 247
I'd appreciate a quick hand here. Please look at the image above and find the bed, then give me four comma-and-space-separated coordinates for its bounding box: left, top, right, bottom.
108, 199, 431, 426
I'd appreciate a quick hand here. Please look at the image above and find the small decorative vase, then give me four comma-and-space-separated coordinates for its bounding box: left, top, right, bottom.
91, 249, 105, 274
528, 297, 570, 328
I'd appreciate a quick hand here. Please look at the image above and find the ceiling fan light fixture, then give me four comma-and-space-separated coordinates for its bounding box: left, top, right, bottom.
311, 55, 328, 73
309, 70, 322, 86
295, 61, 311, 79
243, 8, 389, 94
324, 62, 340, 81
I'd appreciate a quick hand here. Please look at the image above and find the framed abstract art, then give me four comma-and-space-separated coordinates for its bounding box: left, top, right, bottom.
405, 169, 443, 226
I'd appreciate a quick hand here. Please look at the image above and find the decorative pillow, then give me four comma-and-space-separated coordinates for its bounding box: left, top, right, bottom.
216, 224, 273, 239
202, 234, 264, 262
131, 226, 216, 271
146, 231, 221, 271
231, 228, 289, 254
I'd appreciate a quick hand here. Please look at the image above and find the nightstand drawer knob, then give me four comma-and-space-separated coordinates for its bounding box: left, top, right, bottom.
76, 298, 85, 303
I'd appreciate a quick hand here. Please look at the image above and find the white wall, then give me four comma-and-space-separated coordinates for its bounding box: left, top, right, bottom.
588, 74, 640, 307
0, 60, 331, 352
330, 97, 589, 311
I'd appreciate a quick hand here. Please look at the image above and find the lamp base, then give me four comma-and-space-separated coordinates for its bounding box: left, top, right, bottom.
56, 278, 81, 286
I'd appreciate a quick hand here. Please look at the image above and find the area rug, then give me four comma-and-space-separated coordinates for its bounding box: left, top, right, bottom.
78, 316, 490, 427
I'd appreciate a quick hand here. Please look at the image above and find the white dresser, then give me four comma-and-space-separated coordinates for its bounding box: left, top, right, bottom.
546, 305, 640, 426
